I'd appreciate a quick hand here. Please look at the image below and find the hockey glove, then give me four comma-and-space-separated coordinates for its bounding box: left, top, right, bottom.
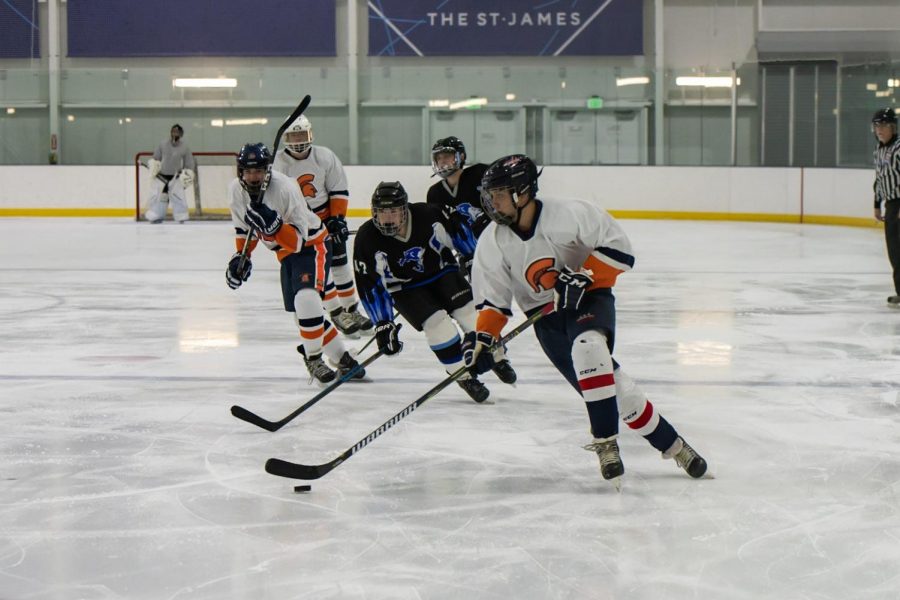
324, 216, 350, 245
462, 331, 497, 375
375, 321, 403, 355
245, 202, 283, 237
459, 254, 474, 280
179, 168, 195, 187
554, 266, 593, 312
226, 252, 252, 289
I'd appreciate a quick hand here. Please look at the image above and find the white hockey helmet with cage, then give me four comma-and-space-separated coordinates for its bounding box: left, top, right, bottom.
282, 115, 314, 154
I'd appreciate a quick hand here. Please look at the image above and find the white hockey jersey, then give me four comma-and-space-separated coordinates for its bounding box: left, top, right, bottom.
471, 196, 634, 336
272, 146, 350, 219
229, 170, 325, 261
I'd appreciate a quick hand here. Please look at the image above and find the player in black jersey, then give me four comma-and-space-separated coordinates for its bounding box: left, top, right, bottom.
426, 137, 490, 277
353, 181, 517, 402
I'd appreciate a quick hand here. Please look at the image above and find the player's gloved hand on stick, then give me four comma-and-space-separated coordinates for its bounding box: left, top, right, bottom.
554, 266, 592, 312
375, 321, 403, 355
324, 216, 350, 245
459, 254, 474, 280
226, 252, 252, 289
462, 331, 496, 375
245, 202, 283, 237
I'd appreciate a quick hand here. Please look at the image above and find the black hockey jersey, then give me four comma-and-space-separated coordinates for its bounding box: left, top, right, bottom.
353, 202, 476, 324
426, 163, 490, 238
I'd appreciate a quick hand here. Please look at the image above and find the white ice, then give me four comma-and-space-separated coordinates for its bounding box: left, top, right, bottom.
1, 217, 898, 600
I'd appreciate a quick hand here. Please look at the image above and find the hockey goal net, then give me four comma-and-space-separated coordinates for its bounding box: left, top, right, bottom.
134, 151, 238, 221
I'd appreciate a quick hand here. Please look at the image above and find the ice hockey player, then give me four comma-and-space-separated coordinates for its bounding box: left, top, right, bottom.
463, 153, 707, 489
273, 115, 373, 337
426, 136, 489, 277
144, 124, 196, 224
225, 142, 364, 385
352, 181, 517, 403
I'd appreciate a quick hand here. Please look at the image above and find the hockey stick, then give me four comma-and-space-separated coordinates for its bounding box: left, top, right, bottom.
230, 347, 385, 432
235, 94, 312, 274
265, 304, 552, 480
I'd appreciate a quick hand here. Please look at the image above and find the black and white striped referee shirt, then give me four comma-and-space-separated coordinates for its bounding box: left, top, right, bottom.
874, 134, 900, 208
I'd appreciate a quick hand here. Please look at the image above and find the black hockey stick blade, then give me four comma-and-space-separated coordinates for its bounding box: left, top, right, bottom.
264, 305, 552, 480
230, 347, 385, 432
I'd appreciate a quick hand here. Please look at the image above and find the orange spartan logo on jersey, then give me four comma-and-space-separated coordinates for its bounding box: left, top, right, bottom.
525, 257, 557, 293
296, 174, 318, 198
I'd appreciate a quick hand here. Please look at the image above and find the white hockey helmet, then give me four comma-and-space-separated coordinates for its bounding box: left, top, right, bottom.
282, 115, 314, 154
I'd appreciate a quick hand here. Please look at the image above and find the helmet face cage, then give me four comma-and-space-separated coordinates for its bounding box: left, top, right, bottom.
371, 181, 409, 236
480, 154, 539, 226
430, 137, 466, 178
282, 115, 314, 154
237, 142, 272, 194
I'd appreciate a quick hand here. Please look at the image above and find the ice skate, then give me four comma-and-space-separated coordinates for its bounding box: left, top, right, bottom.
345, 303, 374, 333
457, 374, 489, 403
335, 351, 366, 380
888, 295, 900, 306
330, 308, 361, 338
663, 437, 708, 479
297, 345, 336, 384
491, 359, 517, 385
584, 436, 624, 491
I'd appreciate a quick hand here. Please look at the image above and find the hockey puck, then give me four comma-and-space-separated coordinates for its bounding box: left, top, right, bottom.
293, 485, 312, 493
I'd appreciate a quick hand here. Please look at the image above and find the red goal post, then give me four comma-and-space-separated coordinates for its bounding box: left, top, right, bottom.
134, 151, 238, 221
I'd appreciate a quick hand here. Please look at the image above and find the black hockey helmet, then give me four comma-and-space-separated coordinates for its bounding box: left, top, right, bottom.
236, 142, 272, 194
371, 181, 409, 236
431, 136, 466, 179
480, 154, 541, 226
872, 108, 898, 126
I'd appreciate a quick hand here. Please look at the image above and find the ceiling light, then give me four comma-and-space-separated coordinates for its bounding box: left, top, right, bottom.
224, 118, 268, 126
676, 76, 740, 88
173, 78, 238, 89
616, 76, 650, 87
505, 93, 516, 101
428, 99, 450, 108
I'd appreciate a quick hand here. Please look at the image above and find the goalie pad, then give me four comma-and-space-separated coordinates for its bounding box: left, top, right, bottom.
148, 158, 162, 178
179, 168, 195, 187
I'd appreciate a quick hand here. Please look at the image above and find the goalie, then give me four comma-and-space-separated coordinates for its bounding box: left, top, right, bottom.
144, 124, 196, 224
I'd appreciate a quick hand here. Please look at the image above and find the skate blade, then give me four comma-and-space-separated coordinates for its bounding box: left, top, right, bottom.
609, 476, 622, 492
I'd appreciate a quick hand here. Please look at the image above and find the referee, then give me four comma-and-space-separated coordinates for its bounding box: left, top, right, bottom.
872, 108, 900, 306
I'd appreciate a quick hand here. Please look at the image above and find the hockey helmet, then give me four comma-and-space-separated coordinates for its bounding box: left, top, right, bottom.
282, 115, 314, 154
371, 181, 409, 236
480, 154, 541, 226
872, 108, 898, 126
236, 142, 272, 194
431, 136, 466, 179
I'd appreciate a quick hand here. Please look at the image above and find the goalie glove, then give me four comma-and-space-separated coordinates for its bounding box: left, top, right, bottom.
226, 252, 252, 289
324, 216, 350, 245
179, 168, 195, 187
147, 158, 162, 178
374, 321, 403, 355
245, 202, 283, 237
553, 266, 593, 312
462, 331, 497, 375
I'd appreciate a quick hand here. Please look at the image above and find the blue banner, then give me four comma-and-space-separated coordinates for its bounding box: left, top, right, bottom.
0, 0, 39, 58
368, 0, 642, 56
67, 0, 335, 57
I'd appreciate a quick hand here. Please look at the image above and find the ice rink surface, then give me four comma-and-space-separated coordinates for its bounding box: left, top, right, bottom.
1, 217, 898, 600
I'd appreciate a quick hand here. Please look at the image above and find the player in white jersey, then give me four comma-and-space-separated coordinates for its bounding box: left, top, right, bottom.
144, 124, 196, 223
225, 142, 364, 385
273, 115, 373, 337
463, 154, 707, 490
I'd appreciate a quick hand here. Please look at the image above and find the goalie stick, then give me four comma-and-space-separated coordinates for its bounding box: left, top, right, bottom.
264, 304, 553, 481
230, 347, 386, 432
235, 94, 312, 275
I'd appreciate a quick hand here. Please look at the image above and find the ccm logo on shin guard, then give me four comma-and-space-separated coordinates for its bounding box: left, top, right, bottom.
579, 367, 598, 376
